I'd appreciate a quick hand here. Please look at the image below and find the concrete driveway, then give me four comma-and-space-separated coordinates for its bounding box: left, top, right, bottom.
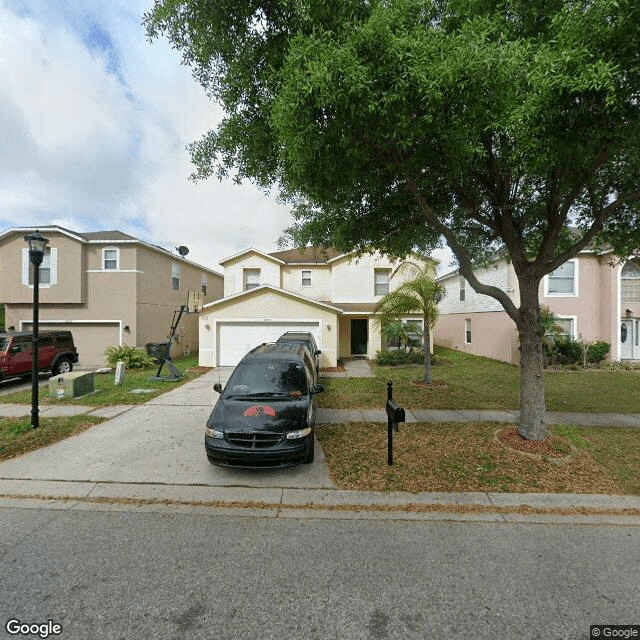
0, 368, 336, 490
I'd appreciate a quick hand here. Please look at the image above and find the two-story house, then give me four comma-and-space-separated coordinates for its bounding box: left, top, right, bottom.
434, 250, 640, 363
198, 247, 435, 368
0, 226, 223, 367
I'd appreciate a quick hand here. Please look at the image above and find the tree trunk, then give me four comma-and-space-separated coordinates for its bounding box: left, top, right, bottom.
517, 279, 549, 441
423, 314, 432, 385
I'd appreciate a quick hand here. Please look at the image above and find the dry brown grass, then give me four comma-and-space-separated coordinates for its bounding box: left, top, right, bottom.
316, 421, 630, 495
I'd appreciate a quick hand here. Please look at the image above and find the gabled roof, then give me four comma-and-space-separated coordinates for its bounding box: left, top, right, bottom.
219, 247, 285, 266
202, 284, 343, 314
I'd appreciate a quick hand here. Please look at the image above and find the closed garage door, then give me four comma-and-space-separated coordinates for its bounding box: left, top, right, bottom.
24, 322, 120, 368
217, 321, 320, 367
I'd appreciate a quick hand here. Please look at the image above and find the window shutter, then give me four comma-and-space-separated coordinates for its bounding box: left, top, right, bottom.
50, 248, 57, 285
22, 248, 29, 285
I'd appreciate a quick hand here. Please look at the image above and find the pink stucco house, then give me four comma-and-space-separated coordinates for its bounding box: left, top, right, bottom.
434, 250, 640, 363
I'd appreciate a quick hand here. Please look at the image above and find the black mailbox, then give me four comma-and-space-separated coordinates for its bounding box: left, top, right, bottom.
386, 399, 405, 431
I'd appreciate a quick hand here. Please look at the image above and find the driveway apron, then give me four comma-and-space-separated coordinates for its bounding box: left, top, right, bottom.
0, 368, 336, 490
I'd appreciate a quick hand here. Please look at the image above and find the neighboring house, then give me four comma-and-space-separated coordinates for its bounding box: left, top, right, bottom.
434, 250, 640, 363
0, 226, 223, 367
199, 247, 435, 368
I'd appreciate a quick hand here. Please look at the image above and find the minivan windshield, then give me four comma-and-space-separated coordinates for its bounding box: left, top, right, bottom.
225, 361, 308, 398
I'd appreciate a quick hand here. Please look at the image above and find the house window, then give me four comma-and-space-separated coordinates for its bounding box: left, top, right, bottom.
103, 247, 119, 270
301, 270, 312, 287
465, 318, 472, 344
374, 269, 390, 296
459, 277, 466, 301
172, 263, 180, 291
546, 260, 577, 296
201, 274, 208, 296
22, 247, 57, 286
551, 316, 576, 340
621, 259, 640, 303
243, 269, 260, 290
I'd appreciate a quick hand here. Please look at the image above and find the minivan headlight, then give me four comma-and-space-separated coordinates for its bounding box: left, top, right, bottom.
286, 427, 312, 440
205, 427, 224, 439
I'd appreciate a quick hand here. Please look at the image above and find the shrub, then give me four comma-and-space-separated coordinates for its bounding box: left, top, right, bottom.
586, 340, 610, 364
104, 345, 156, 369
375, 349, 441, 366
553, 337, 582, 365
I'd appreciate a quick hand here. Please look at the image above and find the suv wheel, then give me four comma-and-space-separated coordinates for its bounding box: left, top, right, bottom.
52, 358, 73, 375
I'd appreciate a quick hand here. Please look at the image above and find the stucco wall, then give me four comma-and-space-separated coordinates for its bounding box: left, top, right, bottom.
435, 311, 520, 364
222, 254, 281, 296
281, 265, 332, 301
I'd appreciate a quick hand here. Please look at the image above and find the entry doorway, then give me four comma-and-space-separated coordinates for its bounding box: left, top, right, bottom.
621, 318, 640, 360
350, 319, 368, 356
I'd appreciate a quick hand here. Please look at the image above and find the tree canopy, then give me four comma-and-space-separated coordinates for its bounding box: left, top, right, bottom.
145, 0, 640, 439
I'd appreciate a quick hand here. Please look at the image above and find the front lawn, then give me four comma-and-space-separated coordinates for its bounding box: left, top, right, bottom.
0, 356, 208, 407
0, 415, 104, 462
316, 421, 640, 495
319, 347, 640, 413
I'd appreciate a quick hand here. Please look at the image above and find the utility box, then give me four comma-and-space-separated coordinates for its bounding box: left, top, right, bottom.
49, 372, 95, 400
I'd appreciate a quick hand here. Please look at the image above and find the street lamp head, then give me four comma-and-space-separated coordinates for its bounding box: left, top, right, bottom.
24, 230, 49, 256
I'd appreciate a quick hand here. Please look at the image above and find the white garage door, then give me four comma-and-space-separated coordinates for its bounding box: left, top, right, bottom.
217, 321, 321, 367
24, 322, 121, 368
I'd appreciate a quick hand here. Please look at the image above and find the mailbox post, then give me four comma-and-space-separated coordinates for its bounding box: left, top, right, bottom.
386, 380, 405, 465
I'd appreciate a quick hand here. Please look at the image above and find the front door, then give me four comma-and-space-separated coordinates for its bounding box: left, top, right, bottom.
621, 318, 640, 360
350, 319, 368, 356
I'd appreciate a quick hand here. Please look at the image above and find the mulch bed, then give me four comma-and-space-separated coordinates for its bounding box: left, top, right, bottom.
188, 366, 214, 372
410, 379, 448, 389
496, 426, 570, 459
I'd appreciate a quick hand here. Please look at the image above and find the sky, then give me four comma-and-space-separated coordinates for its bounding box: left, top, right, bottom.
0, 0, 454, 274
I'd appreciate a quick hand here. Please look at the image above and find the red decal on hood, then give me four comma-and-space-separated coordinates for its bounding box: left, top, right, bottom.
244, 405, 277, 417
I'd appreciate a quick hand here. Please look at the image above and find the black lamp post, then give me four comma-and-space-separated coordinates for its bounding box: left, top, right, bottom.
24, 230, 49, 429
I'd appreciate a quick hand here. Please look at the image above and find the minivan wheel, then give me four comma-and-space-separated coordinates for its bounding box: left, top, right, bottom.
53, 358, 73, 375
304, 434, 315, 464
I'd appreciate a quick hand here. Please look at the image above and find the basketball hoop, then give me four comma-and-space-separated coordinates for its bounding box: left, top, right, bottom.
187, 291, 203, 313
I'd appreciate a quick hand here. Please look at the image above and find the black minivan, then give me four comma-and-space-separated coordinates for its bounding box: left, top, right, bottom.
205, 343, 324, 468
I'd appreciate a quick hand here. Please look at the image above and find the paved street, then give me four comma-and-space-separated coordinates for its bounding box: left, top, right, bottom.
1, 504, 638, 640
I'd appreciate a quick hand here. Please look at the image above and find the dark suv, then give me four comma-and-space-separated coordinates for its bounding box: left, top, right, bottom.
276, 331, 322, 375
205, 342, 324, 468
0, 331, 79, 380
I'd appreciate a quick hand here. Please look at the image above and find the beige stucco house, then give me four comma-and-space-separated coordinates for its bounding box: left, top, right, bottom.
199, 247, 435, 368
0, 226, 223, 367
434, 250, 640, 363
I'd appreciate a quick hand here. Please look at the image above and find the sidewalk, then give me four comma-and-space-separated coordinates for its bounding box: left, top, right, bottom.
1, 402, 639, 427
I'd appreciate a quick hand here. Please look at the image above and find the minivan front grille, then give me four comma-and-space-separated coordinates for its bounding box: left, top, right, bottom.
226, 432, 283, 449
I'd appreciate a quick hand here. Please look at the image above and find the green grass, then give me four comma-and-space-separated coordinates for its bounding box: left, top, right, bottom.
316, 421, 640, 495
0, 356, 208, 407
0, 415, 104, 462
319, 346, 640, 413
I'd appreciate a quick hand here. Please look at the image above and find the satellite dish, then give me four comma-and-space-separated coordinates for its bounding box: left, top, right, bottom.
176, 246, 189, 257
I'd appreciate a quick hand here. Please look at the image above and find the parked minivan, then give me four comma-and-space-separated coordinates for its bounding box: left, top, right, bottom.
0, 331, 79, 380
205, 342, 324, 467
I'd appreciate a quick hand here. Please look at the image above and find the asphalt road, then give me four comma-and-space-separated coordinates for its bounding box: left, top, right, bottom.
1, 504, 638, 640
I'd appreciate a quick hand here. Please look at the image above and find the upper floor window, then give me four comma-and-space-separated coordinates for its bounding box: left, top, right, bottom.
459, 276, 466, 301
201, 273, 208, 296
171, 263, 180, 291
374, 269, 390, 296
621, 259, 640, 303
244, 268, 260, 290
103, 247, 119, 270
546, 260, 578, 296
22, 247, 57, 287
301, 270, 312, 287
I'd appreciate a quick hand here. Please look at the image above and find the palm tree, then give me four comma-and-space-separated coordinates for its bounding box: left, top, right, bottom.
374, 260, 445, 384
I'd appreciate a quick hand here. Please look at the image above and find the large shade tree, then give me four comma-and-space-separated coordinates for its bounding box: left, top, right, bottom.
145, 0, 640, 440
